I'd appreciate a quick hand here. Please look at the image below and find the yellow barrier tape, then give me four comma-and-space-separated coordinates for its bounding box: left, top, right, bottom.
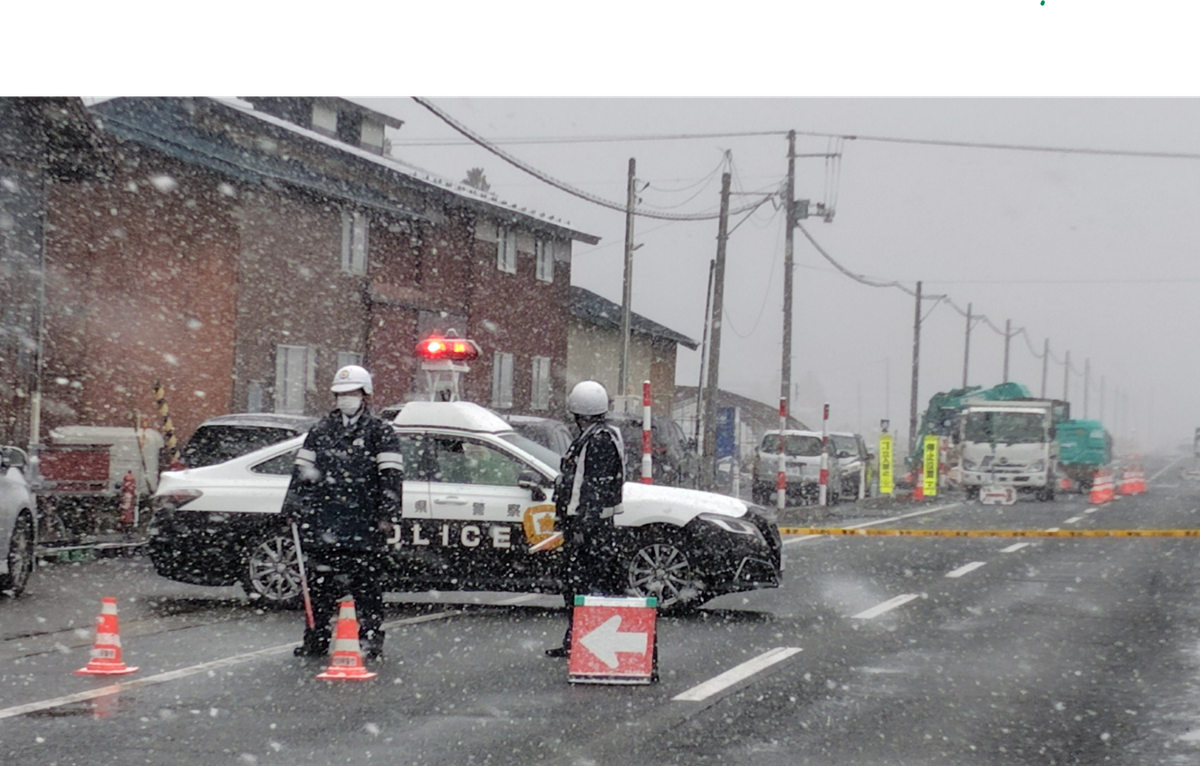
778, 527, 1200, 539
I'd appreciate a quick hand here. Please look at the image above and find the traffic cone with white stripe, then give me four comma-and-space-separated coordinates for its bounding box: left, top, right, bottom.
315, 599, 377, 681
75, 597, 138, 676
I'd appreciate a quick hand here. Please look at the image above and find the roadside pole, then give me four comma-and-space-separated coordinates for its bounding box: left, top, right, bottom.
641, 381, 652, 484
819, 403, 830, 507
777, 397, 787, 514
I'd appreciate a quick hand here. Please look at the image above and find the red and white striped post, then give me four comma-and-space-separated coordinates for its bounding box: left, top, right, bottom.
818, 402, 830, 506
641, 380, 653, 484
777, 397, 787, 512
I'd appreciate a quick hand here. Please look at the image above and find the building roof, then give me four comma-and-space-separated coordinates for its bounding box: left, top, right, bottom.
673, 386, 809, 431
87, 98, 599, 245
569, 286, 698, 350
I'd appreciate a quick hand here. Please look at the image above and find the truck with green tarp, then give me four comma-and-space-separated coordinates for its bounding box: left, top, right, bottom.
912, 383, 1070, 500
1055, 419, 1113, 490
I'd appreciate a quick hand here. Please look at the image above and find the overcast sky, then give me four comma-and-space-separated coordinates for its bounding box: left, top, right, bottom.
357, 97, 1200, 453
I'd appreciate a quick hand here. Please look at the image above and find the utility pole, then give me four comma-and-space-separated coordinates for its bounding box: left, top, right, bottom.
1002, 319, 1011, 383
693, 259, 715, 448
701, 172, 732, 491
1083, 358, 1090, 418
1100, 375, 1105, 422
962, 302, 971, 388
618, 158, 637, 398
1062, 350, 1070, 402
782, 131, 796, 412
908, 281, 922, 461
1040, 339, 1049, 398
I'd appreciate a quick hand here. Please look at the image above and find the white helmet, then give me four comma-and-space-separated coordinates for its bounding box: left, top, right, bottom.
331, 365, 373, 396
568, 380, 609, 416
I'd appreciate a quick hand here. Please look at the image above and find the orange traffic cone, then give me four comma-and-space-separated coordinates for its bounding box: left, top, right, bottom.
1118, 466, 1135, 495
1089, 470, 1109, 505
315, 599, 377, 681
1059, 476, 1072, 492
75, 597, 138, 676
913, 470, 924, 500
1134, 465, 1147, 494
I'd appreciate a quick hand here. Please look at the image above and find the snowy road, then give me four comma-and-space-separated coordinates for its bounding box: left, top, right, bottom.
4, 456, 1200, 764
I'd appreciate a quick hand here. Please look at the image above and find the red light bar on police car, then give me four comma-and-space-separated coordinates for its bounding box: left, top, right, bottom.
414, 336, 480, 362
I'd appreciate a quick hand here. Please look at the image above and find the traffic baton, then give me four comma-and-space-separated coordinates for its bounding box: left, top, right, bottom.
291, 522, 315, 629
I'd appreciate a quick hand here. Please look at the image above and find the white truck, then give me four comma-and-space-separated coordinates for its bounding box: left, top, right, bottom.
958, 399, 1058, 502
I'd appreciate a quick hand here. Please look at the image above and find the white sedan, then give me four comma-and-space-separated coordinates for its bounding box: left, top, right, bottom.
149, 402, 781, 612
0, 446, 36, 597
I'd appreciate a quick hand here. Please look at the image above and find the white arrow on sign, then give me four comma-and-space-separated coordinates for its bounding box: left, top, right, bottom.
578, 615, 648, 668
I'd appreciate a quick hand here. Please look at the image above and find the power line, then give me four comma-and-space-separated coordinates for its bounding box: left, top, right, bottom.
412, 97, 777, 222
396, 123, 1200, 161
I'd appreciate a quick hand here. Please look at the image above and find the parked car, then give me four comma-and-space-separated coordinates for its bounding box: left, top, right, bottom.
751, 430, 842, 506
608, 411, 700, 488
830, 431, 874, 499
148, 401, 780, 612
177, 413, 319, 469
0, 446, 36, 597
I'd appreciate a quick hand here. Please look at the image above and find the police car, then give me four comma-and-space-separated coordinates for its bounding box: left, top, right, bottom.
148, 401, 781, 612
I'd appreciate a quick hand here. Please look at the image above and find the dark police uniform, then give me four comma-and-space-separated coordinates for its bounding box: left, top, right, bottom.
548, 419, 624, 655
285, 407, 402, 656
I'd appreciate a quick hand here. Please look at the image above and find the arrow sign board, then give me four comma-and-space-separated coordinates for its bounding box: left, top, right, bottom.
568, 596, 657, 684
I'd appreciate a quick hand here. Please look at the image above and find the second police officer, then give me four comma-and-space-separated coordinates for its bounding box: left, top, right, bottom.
286, 364, 403, 661
545, 380, 626, 658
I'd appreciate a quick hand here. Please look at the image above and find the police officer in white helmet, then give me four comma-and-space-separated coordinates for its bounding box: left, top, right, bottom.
544, 380, 626, 658
285, 364, 403, 661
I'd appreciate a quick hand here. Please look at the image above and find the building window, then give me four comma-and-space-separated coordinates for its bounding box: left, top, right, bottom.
497, 226, 517, 274
535, 240, 553, 283
247, 382, 264, 413
337, 351, 362, 370
531, 356, 551, 410
275, 345, 312, 414
360, 119, 385, 154
491, 351, 514, 409
341, 211, 368, 275
311, 102, 338, 136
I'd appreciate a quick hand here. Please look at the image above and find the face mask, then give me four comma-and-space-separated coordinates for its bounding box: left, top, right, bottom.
336, 394, 363, 417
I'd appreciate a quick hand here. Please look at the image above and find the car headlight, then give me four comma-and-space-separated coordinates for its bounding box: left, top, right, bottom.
1029, 460, 1045, 472
698, 513, 760, 536
962, 459, 977, 471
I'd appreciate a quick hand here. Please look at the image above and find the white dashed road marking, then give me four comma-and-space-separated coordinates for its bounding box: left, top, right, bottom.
945, 561, 986, 578
1064, 516, 1083, 524
673, 647, 802, 702
1000, 542, 1030, 553
852, 594, 920, 620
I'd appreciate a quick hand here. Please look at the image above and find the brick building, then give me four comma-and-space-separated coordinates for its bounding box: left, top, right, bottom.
36, 97, 597, 448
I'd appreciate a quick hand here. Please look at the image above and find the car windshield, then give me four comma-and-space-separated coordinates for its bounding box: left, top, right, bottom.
963, 411, 1046, 444
499, 432, 560, 474
831, 435, 858, 456
760, 434, 823, 456
179, 426, 301, 467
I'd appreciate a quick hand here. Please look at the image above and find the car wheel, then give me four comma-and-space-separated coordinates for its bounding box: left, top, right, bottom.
242, 529, 303, 608
0, 512, 34, 597
622, 529, 704, 613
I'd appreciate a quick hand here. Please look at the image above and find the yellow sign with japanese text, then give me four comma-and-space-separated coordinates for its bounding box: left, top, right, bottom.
923, 434, 939, 497
878, 434, 893, 494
